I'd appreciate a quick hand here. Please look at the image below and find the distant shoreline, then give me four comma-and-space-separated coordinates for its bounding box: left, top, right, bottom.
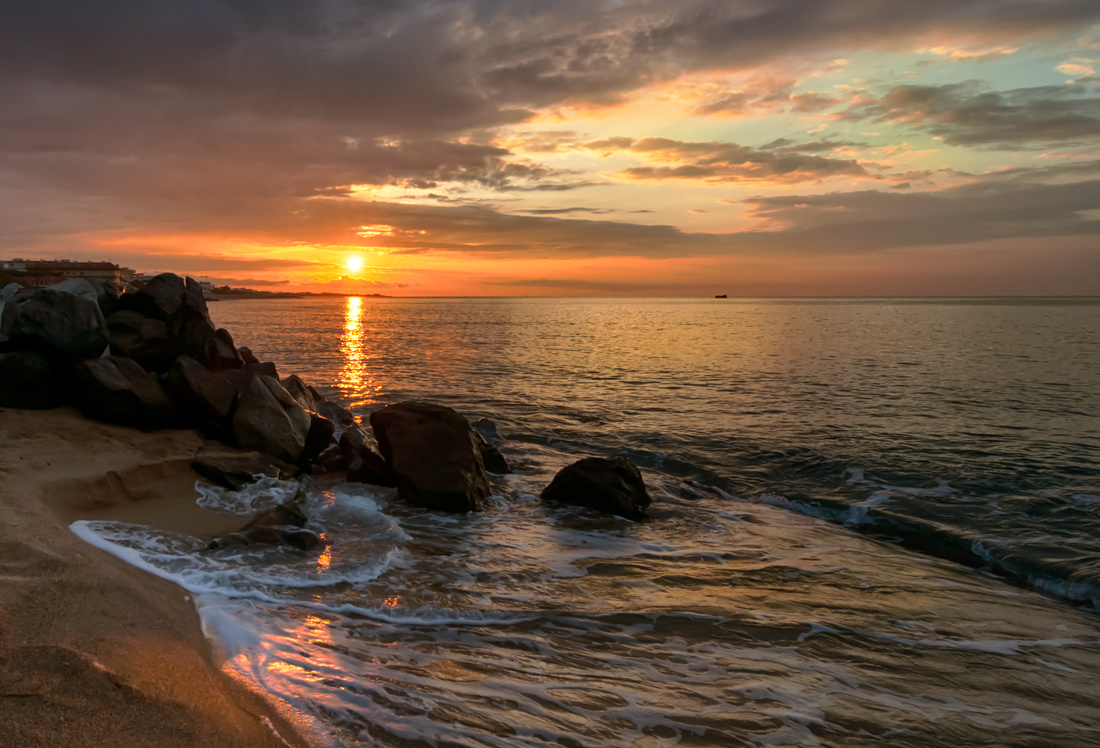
210, 291, 390, 300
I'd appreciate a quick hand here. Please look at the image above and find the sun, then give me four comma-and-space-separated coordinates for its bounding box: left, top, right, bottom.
346, 256, 363, 272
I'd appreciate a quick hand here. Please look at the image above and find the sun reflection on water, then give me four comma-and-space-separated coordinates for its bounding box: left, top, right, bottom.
339, 296, 377, 405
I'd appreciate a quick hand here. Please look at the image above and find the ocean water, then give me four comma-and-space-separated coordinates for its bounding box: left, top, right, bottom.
74, 297, 1100, 747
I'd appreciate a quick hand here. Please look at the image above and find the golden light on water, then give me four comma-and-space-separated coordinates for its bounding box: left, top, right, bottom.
338, 295, 380, 406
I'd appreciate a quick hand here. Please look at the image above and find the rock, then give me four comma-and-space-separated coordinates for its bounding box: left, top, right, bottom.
71, 356, 176, 430
231, 375, 311, 463
281, 374, 319, 412
0, 350, 61, 409
316, 399, 356, 427
338, 427, 394, 486
301, 413, 336, 468
208, 328, 244, 370
165, 355, 249, 429
107, 310, 174, 372
474, 432, 511, 474
540, 456, 651, 520
246, 361, 278, 379
473, 417, 500, 441
369, 402, 490, 512
116, 273, 217, 369
210, 501, 321, 551
49, 278, 99, 305
316, 445, 347, 474
85, 278, 120, 316
0, 287, 109, 360
238, 346, 260, 365
191, 444, 295, 490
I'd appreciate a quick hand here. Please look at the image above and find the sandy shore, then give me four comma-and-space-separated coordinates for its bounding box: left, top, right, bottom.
0, 407, 309, 748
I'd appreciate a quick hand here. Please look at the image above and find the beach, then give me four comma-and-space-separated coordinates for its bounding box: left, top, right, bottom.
0, 406, 306, 748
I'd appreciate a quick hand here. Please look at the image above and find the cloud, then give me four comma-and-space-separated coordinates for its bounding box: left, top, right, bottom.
587, 136, 867, 184
845, 81, 1100, 148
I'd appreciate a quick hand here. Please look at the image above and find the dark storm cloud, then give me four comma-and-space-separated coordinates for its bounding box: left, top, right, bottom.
2, 0, 1100, 255
587, 137, 867, 183
846, 82, 1100, 148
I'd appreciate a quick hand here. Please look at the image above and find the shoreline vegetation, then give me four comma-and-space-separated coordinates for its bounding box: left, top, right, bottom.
0, 272, 642, 745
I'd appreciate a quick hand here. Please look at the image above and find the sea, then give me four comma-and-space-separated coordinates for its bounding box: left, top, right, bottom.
73, 297, 1100, 747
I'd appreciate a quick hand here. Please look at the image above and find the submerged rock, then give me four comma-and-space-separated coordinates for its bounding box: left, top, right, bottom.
540, 455, 651, 520
0, 287, 109, 360
231, 374, 311, 463
0, 350, 60, 409
209, 492, 321, 551
72, 356, 176, 431
370, 401, 490, 512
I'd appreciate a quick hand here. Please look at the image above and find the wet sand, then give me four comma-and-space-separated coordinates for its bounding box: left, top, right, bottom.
0, 407, 308, 748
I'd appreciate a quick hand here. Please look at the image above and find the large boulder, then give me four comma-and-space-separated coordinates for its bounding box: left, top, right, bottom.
107, 310, 174, 372
540, 456, 651, 520
191, 444, 296, 490
209, 328, 244, 371
338, 427, 394, 486
71, 356, 176, 431
0, 287, 109, 360
231, 375, 311, 463
281, 374, 318, 413
369, 402, 490, 512
0, 350, 61, 409
116, 273, 217, 370
165, 355, 249, 430
317, 399, 356, 427
84, 278, 120, 316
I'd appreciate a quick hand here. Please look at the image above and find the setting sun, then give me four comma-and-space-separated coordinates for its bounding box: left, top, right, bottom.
346, 256, 362, 272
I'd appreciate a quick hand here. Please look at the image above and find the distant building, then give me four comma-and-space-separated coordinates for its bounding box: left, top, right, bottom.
1, 259, 123, 287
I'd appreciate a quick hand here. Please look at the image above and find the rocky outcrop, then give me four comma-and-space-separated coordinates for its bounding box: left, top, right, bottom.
107, 310, 174, 372
0, 350, 60, 409
209, 328, 244, 371
281, 374, 318, 413
166, 356, 247, 429
0, 286, 109, 360
540, 456, 651, 520
231, 375, 311, 463
191, 444, 296, 490
370, 402, 489, 512
301, 413, 336, 467
338, 428, 394, 486
71, 356, 176, 431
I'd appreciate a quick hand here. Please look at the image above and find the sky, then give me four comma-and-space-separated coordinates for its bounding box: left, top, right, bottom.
3, 0, 1100, 296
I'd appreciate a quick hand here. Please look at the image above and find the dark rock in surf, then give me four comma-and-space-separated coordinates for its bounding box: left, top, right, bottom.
0, 287, 109, 361
315, 444, 347, 474
338, 428, 394, 486
238, 346, 260, 365
301, 413, 336, 468
210, 502, 321, 551
540, 455, 651, 520
369, 402, 490, 512
475, 431, 511, 474
0, 350, 61, 409
472, 417, 500, 441
231, 374, 311, 463
191, 444, 295, 490
72, 356, 176, 431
